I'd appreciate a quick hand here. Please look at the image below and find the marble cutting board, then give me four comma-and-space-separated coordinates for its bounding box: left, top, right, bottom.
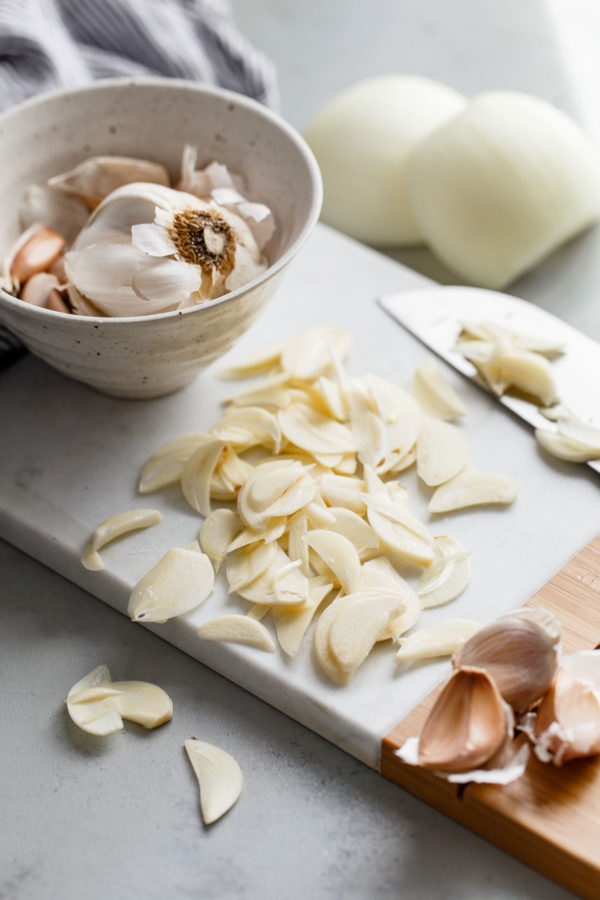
0, 222, 599, 771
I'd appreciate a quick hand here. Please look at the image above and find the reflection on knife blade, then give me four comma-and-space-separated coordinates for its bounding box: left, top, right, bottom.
378, 286, 600, 476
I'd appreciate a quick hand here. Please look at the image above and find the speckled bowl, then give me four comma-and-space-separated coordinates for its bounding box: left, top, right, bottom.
0, 78, 322, 397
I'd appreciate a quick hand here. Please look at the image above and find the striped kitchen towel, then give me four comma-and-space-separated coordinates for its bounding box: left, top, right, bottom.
0, 0, 278, 369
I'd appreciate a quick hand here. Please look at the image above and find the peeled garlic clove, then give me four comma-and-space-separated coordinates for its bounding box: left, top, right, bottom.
328, 591, 401, 676
453, 608, 560, 712
10, 224, 65, 287
128, 547, 214, 623
428, 466, 518, 513
66, 665, 123, 736
416, 417, 469, 487
199, 508, 241, 572
273, 577, 333, 657
48, 155, 170, 208
198, 615, 275, 652
304, 529, 361, 594
225, 542, 278, 593
412, 356, 466, 420
395, 619, 481, 664
484, 346, 558, 406
184, 739, 243, 825
417, 535, 471, 608
139, 433, 214, 493
181, 437, 225, 516
529, 666, 600, 765
280, 326, 352, 380
406, 91, 600, 289
110, 680, 173, 729
279, 403, 356, 455
306, 75, 466, 246
418, 667, 509, 773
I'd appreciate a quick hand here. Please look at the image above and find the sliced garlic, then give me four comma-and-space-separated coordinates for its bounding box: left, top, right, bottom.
412, 356, 466, 420
278, 403, 355, 455
234, 546, 309, 607
358, 556, 421, 640
225, 542, 278, 593
48, 155, 170, 208
199, 509, 241, 572
319, 474, 366, 514
227, 517, 287, 552
416, 417, 469, 486
181, 437, 225, 516
212, 406, 282, 454
211, 447, 253, 501
366, 502, 434, 569
184, 739, 243, 825
273, 577, 333, 657
81, 508, 162, 570
66, 665, 172, 735
313, 593, 361, 685
280, 326, 352, 380
128, 547, 214, 623
219, 340, 287, 378
237, 462, 315, 531
417, 535, 470, 608
395, 619, 481, 664
483, 345, 558, 406
287, 512, 310, 576
304, 529, 361, 594
428, 467, 518, 513
198, 615, 275, 652
536, 419, 600, 463
323, 507, 379, 556
139, 434, 214, 493
328, 591, 401, 678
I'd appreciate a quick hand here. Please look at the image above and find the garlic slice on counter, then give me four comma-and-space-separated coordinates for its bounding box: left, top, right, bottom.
304, 530, 361, 594
81, 508, 163, 571
128, 546, 214, 623
184, 739, 243, 825
395, 619, 481, 664
219, 342, 287, 380
225, 542, 278, 593
358, 557, 421, 641
237, 461, 315, 531
428, 467, 518, 513
227, 517, 287, 552
328, 592, 402, 677
323, 507, 380, 557
280, 326, 352, 380
181, 437, 226, 517
416, 417, 469, 487
139, 433, 214, 494
66, 665, 173, 735
481, 345, 558, 407
48, 156, 170, 208
198, 615, 275, 652
279, 403, 356, 455
417, 535, 470, 608
212, 406, 282, 454
412, 356, 466, 421
536, 419, 600, 463
199, 509, 241, 572
273, 577, 333, 657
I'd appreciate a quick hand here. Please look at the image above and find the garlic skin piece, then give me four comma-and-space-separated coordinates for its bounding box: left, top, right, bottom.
128, 547, 214, 623
198, 615, 275, 652
184, 739, 243, 825
395, 619, 481, 664
81, 508, 162, 570
48, 156, 170, 208
453, 608, 560, 712
412, 356, 466, 421
406, 91, 600, 289
428, 467, 518, 513
9, 224, 65, 288
418, 666, 510, 773
306, 75, 466, 246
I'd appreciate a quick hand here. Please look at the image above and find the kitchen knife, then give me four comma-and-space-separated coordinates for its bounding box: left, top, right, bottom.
378, 285, 600, 475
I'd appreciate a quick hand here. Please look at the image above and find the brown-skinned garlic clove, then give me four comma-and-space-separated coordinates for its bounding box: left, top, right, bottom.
530, 666, 600, 765
452, 608, 560, 713
418, 666, 509, 773
9, 224, 66, 287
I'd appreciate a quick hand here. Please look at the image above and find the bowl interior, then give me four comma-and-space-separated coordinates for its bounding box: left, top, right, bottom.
0, 79, 320, 272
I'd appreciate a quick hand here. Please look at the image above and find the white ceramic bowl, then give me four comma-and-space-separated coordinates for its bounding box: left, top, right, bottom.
0, 78, 322, 397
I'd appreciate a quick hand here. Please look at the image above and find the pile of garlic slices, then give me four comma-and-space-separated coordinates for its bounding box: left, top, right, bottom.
307, 76, 600, 289
120, 325, 518, 685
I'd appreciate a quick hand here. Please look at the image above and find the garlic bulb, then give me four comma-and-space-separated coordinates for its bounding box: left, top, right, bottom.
453, 608, 560, 713
406, 91, 600, 289
306, 75, 466, 246
64, 182, 267, 317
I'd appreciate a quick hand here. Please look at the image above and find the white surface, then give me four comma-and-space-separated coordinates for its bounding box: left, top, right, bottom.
1, 223, 599, 775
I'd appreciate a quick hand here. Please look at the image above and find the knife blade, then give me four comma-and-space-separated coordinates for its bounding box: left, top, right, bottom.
378, 285, 600, 475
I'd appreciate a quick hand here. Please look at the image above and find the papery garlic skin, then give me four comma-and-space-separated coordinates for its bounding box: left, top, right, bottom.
306, 75, 466, 246
406, 91, 600, 289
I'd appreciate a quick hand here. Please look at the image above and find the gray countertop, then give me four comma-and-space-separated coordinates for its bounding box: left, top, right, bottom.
3, 2, 599, 898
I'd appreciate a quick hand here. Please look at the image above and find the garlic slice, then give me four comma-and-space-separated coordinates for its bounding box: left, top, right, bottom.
279, 403, 356, 455
225, 542, 278, 593
212, 406, 282, 454
319, 474, 366, 514
227, 517, 287, 552
287, 512, 310, 576
366, 502, 434, 569
395, 619, 481, 664
328, 591, 402, 677
412, 356, 466, 420
313, 593, 362, 685
199, 509, 241, 572
238, 462, 315, 531
536, 419, 600, 463
428, 467, 518, 513
483, 345, 558, 406
211, 447, 253, 501
48, 155, 170, 208
358, 557, 421, 640
280, 326, 352, 380
184, 739, 243, 825
181, 437, 225, 516
304, 529, 361, 594
234, 546, 309, 607
81, 508, 162, 570
66, 665, 173, 735
198, 615, 275, 652
273, 577, 333, 657
324, 507, 380, 556
416, 417, 469, 486
139, 433, 214, 493
219, 340, 287, 379
417, 535, 470, 608
128, 547, 214, 623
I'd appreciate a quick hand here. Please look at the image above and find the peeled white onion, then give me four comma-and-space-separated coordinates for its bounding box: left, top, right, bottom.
405, 91, 600, 289
306, 75, 466, 246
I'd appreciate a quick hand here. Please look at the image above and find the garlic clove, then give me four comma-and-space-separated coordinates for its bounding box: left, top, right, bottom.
199, 508, 241, 572
417, 535, 471, 608
483, 345, 558, 406
19, 272, 61, 307
181, 437, 225, 516
81, 508, 162, 570
279, 403, 356, 455
412, 356, 466, 420
198, 615, 275, 652
128, 547, 214, 623
416, 417, 469, 486
10, 224, 65, 287
428, 467, 518, 513
48, 156, 170, 208
304, 529, 361, 594
453, 608, 560, 712
418, 666, 509, 773
66, 665, 123, 736
225, 542, 278, 593
138, 433, 214, 493
110, 680, 173, 729
328, 592, 402, 676
273, 577, 333, 657
280, 326, 352, 380
529, 666, 600, 765
184, 739, 243, 825
395, 619, 481, 664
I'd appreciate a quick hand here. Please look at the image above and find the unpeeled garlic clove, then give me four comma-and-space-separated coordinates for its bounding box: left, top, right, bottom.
48, 155, 170, 208
19, 272, 61, 307
453, 608, 560, 713
184, 739, 243, 825
529, 666, 600, 765
418, 666, 510, 773
128, 546, 214, 623
9, 224, 65, 287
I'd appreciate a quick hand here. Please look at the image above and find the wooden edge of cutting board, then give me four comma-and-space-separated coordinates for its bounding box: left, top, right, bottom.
380, 534, 600, 900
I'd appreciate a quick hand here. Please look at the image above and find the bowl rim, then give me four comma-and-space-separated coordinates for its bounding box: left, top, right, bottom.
0, 76, 323, 326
